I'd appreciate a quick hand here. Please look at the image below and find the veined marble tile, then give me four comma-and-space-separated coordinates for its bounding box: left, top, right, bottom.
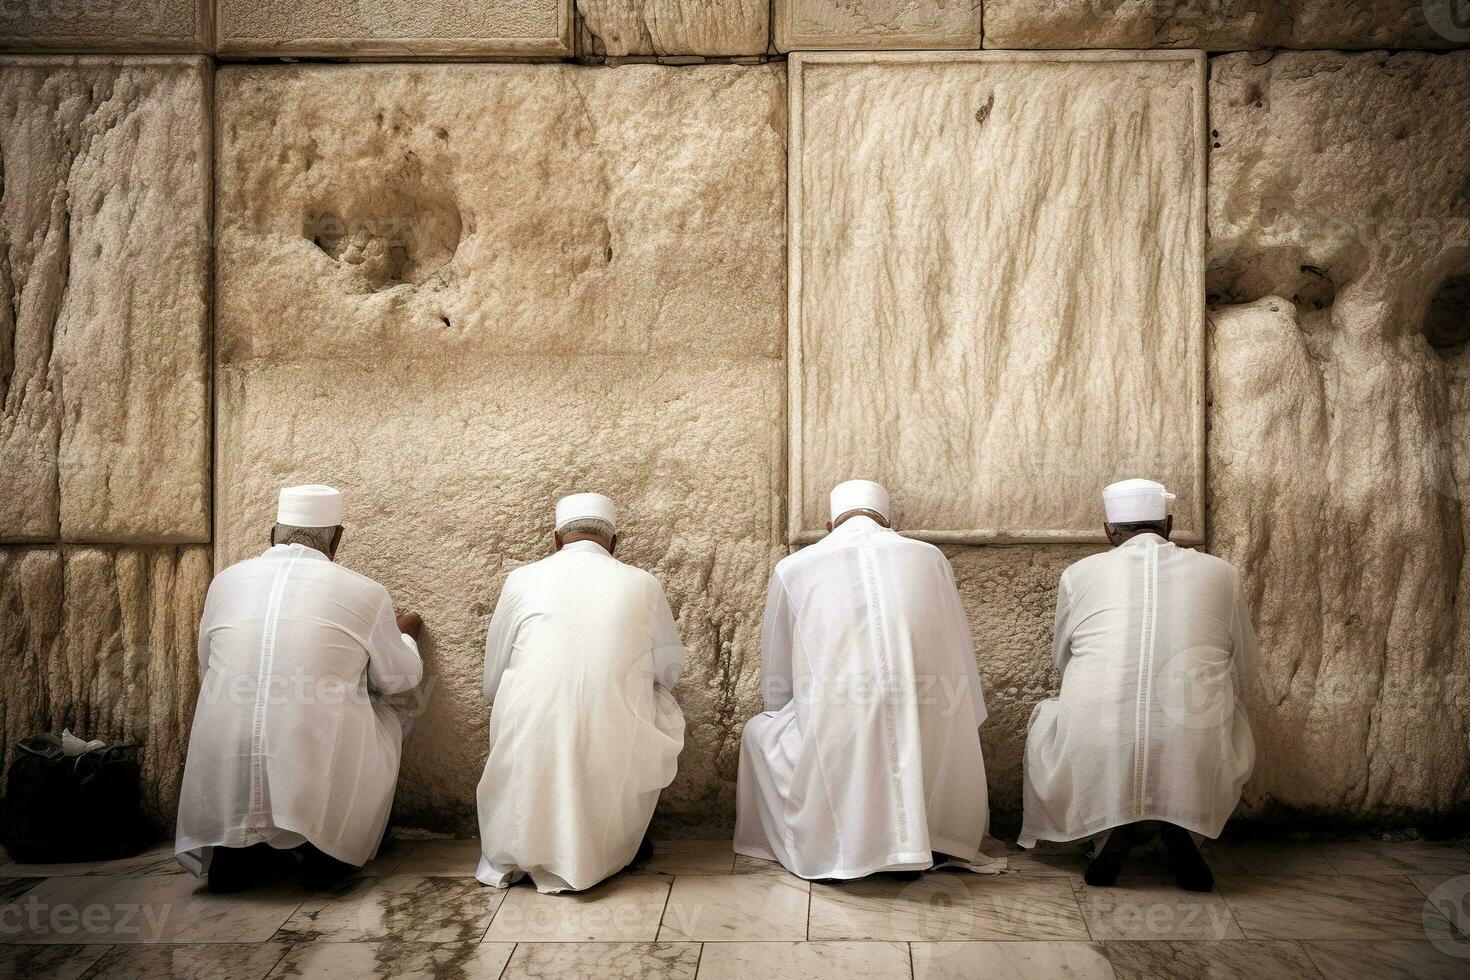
1412, 874, 1470, 938
912, 940, 1115, 980
732, 853, 798, 877
358, 839, 414, 877
698, 941, 911, 980
658, 873, 809, 941
268, 941, 515, 979
390, 840, 482, 877
501, 942, 699, 979
628, 840, 736, 876
3, 874, 302, 944
1, 876, 42, 902
1317, 842, 1470, 877
1074, 877, 1243, 940
1201, 842, 1336, 877
279, 876, 499, 943
1303, 939, 1470, 980
0, 944, 110, 980
85, 942, 292, 979
809, 874, 1089, 941
2, 845, 184, 879
996, 849, 1088, 879
1217, 874, 1433, 940
485, 876, 669, 942
1101, 940, 1319, 980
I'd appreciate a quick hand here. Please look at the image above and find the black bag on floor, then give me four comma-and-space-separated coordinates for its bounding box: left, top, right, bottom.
0, 733, 154, 863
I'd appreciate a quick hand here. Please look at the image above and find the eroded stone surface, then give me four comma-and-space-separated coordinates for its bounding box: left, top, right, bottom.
579, 0, 768, 55
775, 0, 981, 50
0, 1, 207, 53
0, 546, 209, 827
1209, 51, 1470, 821
0, 57, 211, 544
983, 1, 1470, 51
215, 63, 786, 834
793, 53, 1205, 543
217, 0, 572, 56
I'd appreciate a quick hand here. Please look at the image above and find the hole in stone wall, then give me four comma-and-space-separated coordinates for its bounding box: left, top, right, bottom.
1292, 265, 1336, 312
1424, 275, 1470, 353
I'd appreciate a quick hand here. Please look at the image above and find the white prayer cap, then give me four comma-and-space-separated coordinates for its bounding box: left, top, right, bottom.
277, 484, 343, 527
1103, 479, 1176, 524
555, 492, 617, 532
830, 479, 890, 523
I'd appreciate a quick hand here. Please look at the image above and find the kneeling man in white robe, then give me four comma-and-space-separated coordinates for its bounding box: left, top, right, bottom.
735, 480, 992, 880
476, 493, 685, 893
176, 485, 424, 891
1021, 479, 1258, 892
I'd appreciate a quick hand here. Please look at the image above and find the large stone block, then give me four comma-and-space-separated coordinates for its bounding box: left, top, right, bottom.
216, 0, 572, 58
0, 546, 209, 827
790, 51, 1206, 545
984, 1, 1470, 51
1209, 51, 1470, 823
0, 1, 209, 53
215, 63, 787, 834
0, 56, 211, 544
578, 0, 768, 56
774, 0, 982, 51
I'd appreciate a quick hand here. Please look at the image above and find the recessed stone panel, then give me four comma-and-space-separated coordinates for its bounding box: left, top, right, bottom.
983, 0, 1470, 51
790, 51, 1206, 544
0, 1, 208, 53
578, 0, 768, 56
217, 0, 572, 57
0, 56, 211, 544
215, 63, 787, 834
774, 0, 981, 51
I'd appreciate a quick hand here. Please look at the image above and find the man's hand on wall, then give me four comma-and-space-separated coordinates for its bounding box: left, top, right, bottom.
397, 612, 424, 641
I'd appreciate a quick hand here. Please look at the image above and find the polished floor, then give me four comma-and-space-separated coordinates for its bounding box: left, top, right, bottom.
1, 838, 1467, 978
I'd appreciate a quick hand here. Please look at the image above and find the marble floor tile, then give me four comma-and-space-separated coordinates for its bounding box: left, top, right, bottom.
1303, 940, 1470, 980
1101, 939, 1320, 979
390, 839, 482, 877
1411, 874, 1470, 940
278, 876, 499, 944
1075, 877, 1243, 940
1200, 842, 1336, 877
999, 848, 1089, 879
3, 874, 304, 944
1, 844, 184, 879
732, 853, 797, 877
1316, 842, 1470, 876
503, 941, 700, 979
630, 840, 736, 876
84, 942, 292, 979
911, 940, 1115, 980
1216, 873, 1433, 940
0, 944, 112, 980
659, 873, 809, 941
809, 874, 1089, 941
1, 876, 42, 902
267, 941, 515, 979
485, 876, 669, 942
358, 840, 414, 877
697, 941, 911, 979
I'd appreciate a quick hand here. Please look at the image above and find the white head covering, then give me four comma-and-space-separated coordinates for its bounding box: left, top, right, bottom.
830, 479, 891, 523
277, 484, 343, 528
555, 492, 617, 532
1103, 479, 1175, 524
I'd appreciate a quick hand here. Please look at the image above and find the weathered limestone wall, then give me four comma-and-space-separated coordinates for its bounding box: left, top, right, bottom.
1, 5, 1468, 839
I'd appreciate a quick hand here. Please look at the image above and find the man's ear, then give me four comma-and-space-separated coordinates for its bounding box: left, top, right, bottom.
608, 533, 618, 556
553, 530, 563, 552
1164, 514, 1174, 539
329, 526, 343, 559
1104, 522, 1119, 546
825, 519, 833, 532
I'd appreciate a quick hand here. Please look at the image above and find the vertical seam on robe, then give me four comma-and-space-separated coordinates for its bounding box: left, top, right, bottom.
249, 549, 302, 818
1132, 540, 1160, 817
861, 547, 909, 846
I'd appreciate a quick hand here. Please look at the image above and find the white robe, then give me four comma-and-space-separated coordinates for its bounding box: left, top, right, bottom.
734, 516, 990, 879
1020, 533, 1259, 848
175, 544, 422, 872
476, 540, 685, 893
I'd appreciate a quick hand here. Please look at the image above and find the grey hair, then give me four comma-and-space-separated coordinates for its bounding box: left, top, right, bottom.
272, 523, 338, 553
559, 517, 615, 541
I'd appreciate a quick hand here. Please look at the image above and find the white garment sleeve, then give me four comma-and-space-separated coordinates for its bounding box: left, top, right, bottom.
940, 558, 986, 726
483, 576, 518, 701
1051, 571, 1075, 676
1231, 571, 1261, 683
366, 593, 423, 696
760, 570, 795, 712
651, 584, 686, 691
